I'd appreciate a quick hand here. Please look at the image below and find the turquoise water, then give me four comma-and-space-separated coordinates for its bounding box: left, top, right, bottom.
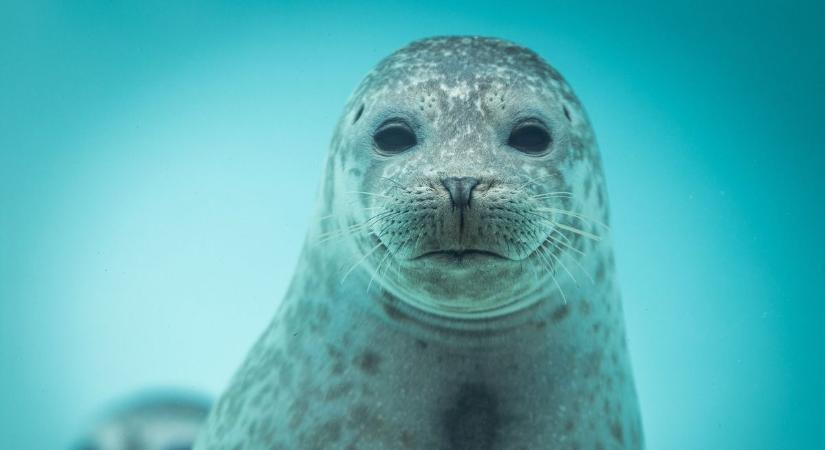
1, 1, 823, 449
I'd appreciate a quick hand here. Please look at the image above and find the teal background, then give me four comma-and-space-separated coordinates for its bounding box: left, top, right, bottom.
2, 1, 823, 449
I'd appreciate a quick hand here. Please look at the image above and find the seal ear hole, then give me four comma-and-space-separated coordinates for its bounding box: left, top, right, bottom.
373, 120, 417, 154
352, 104, 364, 124
563, 105, 572, 122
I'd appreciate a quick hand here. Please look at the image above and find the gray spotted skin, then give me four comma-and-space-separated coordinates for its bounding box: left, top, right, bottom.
195, 36, 643, 450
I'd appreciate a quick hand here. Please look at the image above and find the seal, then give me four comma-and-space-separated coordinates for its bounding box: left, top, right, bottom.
195, 36, 644, 450
75, 390, 210, 450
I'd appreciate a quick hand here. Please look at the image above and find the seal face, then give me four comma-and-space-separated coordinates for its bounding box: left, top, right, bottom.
196, 36, 644, 450
333, 37, 599, 318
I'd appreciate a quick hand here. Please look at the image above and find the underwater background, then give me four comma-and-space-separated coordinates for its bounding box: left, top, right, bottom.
1, 1, 823, 449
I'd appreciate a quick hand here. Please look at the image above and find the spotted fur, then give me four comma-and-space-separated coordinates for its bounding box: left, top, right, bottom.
195, 36, 643, 450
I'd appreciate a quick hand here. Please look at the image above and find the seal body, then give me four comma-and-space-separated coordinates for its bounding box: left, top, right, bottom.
195, 36, 643, 450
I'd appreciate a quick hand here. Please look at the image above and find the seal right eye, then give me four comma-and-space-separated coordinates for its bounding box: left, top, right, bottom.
373, 121, 417, 154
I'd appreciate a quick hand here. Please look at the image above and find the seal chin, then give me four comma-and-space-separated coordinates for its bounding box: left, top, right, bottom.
377, 249, 539, 319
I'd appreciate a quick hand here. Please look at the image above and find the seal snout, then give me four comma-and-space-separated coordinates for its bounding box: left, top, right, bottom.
442, 176, 480, 236
441, 176, 480, 210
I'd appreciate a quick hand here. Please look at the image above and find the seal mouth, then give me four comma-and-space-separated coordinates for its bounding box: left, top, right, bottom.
412, 249, 510, 262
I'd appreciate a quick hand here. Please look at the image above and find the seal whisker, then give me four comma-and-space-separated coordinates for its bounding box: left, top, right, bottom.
517, 174, 562, 190
367, 244, 394, 293
529, 192, 574, 199
317, 207, 384, 222
520, 210, 596, 251
315, 210, 403, 244
533, 244, 567, 303
544, 230, 586, 256
545, 229, 596, 284
340, 241, 385, 284
535, 207, 609, 230
367, 225, 418, 290
552, 222, 602, 241
346, 190, 393, 199
378, 176, 409, 191
539, 241, 578, 287
528, 210, 602, 242
315, 219, 382, 244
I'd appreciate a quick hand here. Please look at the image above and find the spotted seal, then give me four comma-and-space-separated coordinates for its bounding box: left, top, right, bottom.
195, 36, 644, 450
75, 390, 211, 450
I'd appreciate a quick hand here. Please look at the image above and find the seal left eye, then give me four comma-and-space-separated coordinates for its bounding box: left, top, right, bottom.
508, 120, 552, 155
374, 121, 417, 154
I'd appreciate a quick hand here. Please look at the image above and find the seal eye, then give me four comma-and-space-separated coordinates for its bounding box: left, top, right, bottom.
374, 121, 417, 154
508, 120, 552, 155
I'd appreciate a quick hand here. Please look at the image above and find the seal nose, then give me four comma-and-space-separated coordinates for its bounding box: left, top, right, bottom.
442, 177, 480, 210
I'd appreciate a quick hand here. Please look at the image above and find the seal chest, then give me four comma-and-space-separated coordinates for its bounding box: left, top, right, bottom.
195, 36, 644, 450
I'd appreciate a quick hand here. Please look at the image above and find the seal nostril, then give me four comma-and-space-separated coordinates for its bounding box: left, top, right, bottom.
441, 177, 481, 210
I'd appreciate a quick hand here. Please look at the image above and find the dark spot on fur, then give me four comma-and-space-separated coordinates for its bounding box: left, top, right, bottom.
355, 350, 382, 375
443, 383, 499, 450
348, 404, 370, 425
583, 349, 603, 378
415, 339, 429, 350
563, 105, 571, 121
400, 430, 415, 448
551, 304, 571, 322
353, 104, 364, 123
288, 397, 309, 428
324, 381, 354, 401
611, 421, 625, 444
302, 418, 343, 449
595, 258, 607, 281
331, 360, 346, 375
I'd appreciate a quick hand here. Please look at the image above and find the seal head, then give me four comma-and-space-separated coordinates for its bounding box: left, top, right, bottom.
324, 36, 601, 318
